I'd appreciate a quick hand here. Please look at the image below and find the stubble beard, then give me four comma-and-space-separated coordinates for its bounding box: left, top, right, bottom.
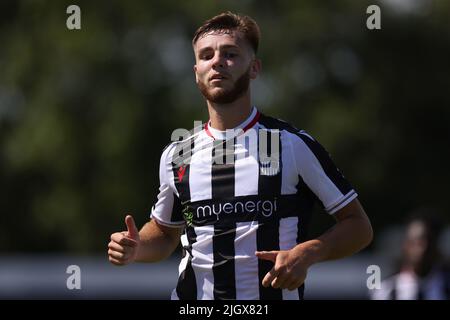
197, 67, 251, 105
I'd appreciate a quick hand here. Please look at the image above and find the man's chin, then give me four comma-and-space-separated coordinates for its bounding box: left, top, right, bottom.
209, 84, 230, 92
197, 69, 250, 104
202, 88, 232, 104
208, 93, 237, 104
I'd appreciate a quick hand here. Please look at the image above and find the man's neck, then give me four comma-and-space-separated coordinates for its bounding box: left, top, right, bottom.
206, 93, 253, 131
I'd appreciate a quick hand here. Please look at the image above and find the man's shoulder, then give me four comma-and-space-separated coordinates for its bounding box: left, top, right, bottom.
160, 141, 177, 155
160, 139, 191, 157
259, 113, 316, 143
160, 124, 203, 159
259, 113, 300, 132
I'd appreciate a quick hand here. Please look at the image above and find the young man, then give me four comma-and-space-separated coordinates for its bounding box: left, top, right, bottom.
108, 12, 373, 300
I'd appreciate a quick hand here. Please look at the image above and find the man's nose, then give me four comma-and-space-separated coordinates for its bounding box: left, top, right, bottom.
211, 52, 224, 68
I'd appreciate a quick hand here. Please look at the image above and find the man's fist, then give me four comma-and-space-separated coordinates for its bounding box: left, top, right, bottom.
108, 215, 140, 266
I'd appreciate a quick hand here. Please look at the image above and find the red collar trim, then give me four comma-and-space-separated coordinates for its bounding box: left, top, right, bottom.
205, 111, 261, 140
204, 122, 214, 139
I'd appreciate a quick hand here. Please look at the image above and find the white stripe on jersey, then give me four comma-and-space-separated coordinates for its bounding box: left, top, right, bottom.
235, 131, 259, 197
189, 133, 213, 202
234, 221, 260, 299
280, 128, 300, 195
191, 225, 215, 299
258, 123, 299, 195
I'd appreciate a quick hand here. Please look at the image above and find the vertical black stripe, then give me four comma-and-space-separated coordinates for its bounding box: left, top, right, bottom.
172, 138, 196, 299
211, 138, 236, 299
295, 197, 306, 300
297, 284, 305, 300
295, 177, 316, 300
211, 138, 235, 198
213, 224, 236, 299
176, 227, 197, 300
256, 127, 283, 299
257, 128, 282, 196
170, 194, 183, 223
296, 133, 352, 195
295, 176, 316, 243
391, 287, 397, 300
257, 219, 282, 299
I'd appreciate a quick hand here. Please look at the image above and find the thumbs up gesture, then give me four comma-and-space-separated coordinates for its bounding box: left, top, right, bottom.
125, 215, 139, 241
108, 215, 140, 266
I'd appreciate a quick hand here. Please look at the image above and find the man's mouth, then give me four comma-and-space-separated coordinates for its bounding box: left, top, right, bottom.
210, 74, 228, 81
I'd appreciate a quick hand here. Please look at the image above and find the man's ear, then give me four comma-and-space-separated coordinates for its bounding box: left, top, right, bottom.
193, 65, 198, 82
250, 59, 262, 80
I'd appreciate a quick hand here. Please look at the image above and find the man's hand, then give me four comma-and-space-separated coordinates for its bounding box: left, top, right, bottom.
255, 248, 310, 291
108, 215, 140, 266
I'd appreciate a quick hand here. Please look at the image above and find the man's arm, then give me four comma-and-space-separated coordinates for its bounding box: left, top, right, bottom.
108, 215, 182, 266
135, 219, 183, 263
256, 198, 373, 290
298, 198, 373, 264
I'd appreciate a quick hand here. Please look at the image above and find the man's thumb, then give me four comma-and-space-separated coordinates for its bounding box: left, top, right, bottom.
255, 251, 278, 262
125, 215, 139, 239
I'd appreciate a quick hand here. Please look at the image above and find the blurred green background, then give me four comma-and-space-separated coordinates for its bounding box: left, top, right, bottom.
1, 0, 449, 255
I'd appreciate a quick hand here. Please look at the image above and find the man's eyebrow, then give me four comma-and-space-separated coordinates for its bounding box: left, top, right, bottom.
219, 44, 239, 49
198, 44, 240, 54
198, 47, 213, 55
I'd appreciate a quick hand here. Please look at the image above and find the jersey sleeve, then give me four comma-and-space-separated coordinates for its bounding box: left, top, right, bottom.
290, 130, 357, 214
150, 144, 185, 227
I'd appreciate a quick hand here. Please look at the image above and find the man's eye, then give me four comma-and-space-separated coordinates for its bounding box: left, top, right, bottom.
224, 52, 237, 58
201, 55, 213, 60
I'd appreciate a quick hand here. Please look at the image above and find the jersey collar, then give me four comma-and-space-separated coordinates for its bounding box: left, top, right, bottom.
205, 107, 261, 140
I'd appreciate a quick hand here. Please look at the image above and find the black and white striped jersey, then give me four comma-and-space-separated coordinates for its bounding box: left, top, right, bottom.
150, 107, 357, 300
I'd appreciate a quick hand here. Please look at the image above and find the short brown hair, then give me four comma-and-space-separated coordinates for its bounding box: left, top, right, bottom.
192, 12, 260, 53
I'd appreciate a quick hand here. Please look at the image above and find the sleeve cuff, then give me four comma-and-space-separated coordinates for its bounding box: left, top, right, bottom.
150, 214, 185, 228
325, 190, 358, 214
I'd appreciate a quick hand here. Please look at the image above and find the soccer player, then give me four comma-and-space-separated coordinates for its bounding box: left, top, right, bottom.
108, 12, 373, 300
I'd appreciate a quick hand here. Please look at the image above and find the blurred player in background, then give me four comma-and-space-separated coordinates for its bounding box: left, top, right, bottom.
371, 210, 449, 300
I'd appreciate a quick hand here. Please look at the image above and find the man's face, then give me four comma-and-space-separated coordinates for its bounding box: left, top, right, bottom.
193, 30, 260, 104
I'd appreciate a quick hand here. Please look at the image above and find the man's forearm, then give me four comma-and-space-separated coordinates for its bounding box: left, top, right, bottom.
294, 201, 373, 266
134, 220, 181, 263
